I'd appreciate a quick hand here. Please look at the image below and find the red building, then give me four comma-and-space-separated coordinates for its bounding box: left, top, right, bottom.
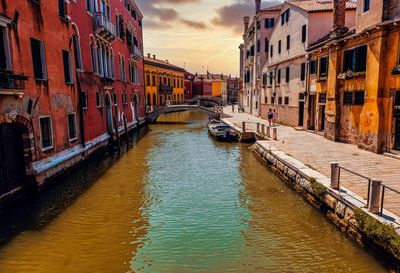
0, 0, 81, 198
193, 73, 212, 97
70, 0, 145, 147
184, 72, 194, 100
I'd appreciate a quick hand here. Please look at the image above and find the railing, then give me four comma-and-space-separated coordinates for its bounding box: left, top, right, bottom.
241, 121, 278, 140
129, 45, 142, 59
93, 13, 116, 38
0, 72, 28, 93
331, 163, 400, 216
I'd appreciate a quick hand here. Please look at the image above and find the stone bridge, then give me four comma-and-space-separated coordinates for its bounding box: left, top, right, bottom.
146, 104, 221, 123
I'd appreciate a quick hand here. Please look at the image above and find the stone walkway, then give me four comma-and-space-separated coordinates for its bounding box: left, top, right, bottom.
223, 106, 400, 217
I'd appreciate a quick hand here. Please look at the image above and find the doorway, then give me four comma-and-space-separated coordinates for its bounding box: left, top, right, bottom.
319, 105, 326, 131
307, 95, 316, 130
0, 123, 26, 195
105, 94, 113, 136
298, 101, 304, 127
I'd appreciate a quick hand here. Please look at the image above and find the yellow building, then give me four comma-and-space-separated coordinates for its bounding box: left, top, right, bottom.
144, 54, 185, 107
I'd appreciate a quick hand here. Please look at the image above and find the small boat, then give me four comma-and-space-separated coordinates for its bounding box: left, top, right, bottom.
208, 120, 238, 142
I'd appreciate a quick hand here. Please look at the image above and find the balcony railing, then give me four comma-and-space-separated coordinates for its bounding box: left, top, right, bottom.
93, 13, 116, 42
130, 45, 142, 60
159, 84, 173, 94
0, 72, 28, 96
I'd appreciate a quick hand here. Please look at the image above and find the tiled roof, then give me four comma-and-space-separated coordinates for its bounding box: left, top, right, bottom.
144, 57, 185, 72
289, 0, 357, 12
260, 4, 284, 12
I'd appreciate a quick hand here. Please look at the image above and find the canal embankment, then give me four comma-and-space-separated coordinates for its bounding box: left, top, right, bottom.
222, 107, 400, 269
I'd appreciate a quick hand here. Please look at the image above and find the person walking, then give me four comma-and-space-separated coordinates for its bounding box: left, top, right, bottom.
267, 108, 273, 126
231, 104, 235, 113
272, 109, 278, 126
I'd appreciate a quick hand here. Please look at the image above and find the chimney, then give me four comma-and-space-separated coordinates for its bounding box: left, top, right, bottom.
332, 0, 346, 37
243, 16, 250, 33
147, 53, 151, 58
153, 54, 156, 59
255, 0, 261, 14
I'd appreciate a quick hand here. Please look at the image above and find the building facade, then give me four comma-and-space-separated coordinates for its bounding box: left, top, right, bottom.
306, 0, 400, 154
261, 0, 356, 126
227, 76, 239, 104
70, 0, 145, 147
144, 55, 185, 107
242, 1, 282, 116
184, 71, 195, 100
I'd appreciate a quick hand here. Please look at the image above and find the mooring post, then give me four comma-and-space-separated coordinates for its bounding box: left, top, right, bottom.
261, 124, 265, 136
330, 162, 340, 190
368, 180, 382, 214
257, 122, 260, 133
197, 99, 200, 107
266, 126, 271, 138
272, 127, 278, 140
242, 121, 246, 133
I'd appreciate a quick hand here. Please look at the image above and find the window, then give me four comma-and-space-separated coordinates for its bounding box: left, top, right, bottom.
257, 39, 260, 53
285, 66, 290, 83
310, 60, 317, 75
285, 9, 290, 22
271, 96, 275, 104
265, 97, 268, 104
281, 14, 285, 25
354, 91, 365, 105
113, 93, 117, 105
265, 38, 269, 53
278, 96, 282, 104
146, 74, 150, 85
284, 97, 289, 105
278, 40, 281, 54
343, 92, 353, 104
277, 69, 281, 84
301, 63, 306, 81
270, 45, 273, 57
68, 113, 77, 142
363, 0, 370, 12
80, 91, 88, 109
39, 117, 53, 151
302, 25, 307, 43
319, 57, 328, 78
86, 0, 95, 13
30, 38, 47, 80
59, 0, 66, 19
96, 91, 102, 108
0, 25, 11, 70
262, 73, 268, 85
286, 35, 290, 49
152, 75, 156, 86
62, 50, 73, 84
269, 71, 273, 85
265, 18, 275, 28
90, 44, 97, 74
343, 45, 367, 72
72, 34, 83, 70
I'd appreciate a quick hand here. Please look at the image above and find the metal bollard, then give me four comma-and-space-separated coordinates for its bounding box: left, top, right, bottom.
257, 123, 260, 133
266, 126, 271, 138
330, 162, 340, 190
242, 121, 246, 133
368, 180, 382, 214
272, 127, 278, 140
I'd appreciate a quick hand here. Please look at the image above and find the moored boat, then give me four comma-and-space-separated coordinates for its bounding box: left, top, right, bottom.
207, 120, 238, 142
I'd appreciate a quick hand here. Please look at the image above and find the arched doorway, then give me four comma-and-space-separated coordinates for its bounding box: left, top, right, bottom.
105, 93, 113, 136
0, 123, 26, 195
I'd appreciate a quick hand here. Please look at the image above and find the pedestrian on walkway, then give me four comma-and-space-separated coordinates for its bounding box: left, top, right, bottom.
267, 108, 273, 126
273, 109, 278, 126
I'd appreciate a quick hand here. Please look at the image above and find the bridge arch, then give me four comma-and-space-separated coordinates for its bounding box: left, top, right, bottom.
146, 105, 220, 123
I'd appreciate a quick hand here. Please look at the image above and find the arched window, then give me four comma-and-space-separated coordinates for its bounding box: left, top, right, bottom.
97, 42, 104, 76
153, 93, 156, 106
147, 93, 151, 106
72, 25, 83, 70
90, 37, 98, 74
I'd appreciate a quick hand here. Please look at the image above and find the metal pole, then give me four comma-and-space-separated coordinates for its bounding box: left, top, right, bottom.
330, 162, 340, 190
368, 180, 382, 214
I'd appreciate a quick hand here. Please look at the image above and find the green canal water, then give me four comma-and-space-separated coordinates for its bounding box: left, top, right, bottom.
0, 111, 388, 272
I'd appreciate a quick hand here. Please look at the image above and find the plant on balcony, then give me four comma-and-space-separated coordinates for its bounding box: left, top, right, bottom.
391, 65, 400, 75
337, 70, 366, 80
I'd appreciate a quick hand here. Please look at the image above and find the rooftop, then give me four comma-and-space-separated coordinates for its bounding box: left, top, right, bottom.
144, 56, 185, 73
289, 0, 357, 12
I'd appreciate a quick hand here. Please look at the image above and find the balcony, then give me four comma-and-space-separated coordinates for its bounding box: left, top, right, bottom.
93, 13, 116, 42
130, 45, 142, 61
159, 84, 173, 94
0, 72, 28, 97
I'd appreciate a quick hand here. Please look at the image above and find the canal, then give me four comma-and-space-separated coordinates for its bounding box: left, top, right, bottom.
0, 111, 388, 272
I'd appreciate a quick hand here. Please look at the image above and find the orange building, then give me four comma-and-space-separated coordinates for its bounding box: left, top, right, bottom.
306, 0, 400, 154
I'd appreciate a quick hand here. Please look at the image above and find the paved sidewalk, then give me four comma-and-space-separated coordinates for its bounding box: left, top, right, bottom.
223, 106, 400, 216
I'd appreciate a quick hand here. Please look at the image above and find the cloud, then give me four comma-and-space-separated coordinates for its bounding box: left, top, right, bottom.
136, 0, 206, 30
212, 0, 282, 34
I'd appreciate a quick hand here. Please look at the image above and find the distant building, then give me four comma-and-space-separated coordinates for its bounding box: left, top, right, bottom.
226, 76, 239, 104
144, 55, 185, 107
184, 72, 195, 100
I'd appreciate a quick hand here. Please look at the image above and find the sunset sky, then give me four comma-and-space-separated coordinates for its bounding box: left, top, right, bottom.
136, 0, 281, 77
